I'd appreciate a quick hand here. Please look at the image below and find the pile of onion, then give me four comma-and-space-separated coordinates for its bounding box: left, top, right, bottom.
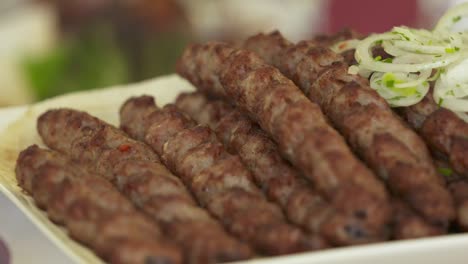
332, 3, 468, 122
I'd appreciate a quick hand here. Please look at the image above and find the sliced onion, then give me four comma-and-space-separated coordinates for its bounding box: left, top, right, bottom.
348, 3, 468, 121
369, 72, 429, 107
354, 32, 462, 73
435, 2, 468, 32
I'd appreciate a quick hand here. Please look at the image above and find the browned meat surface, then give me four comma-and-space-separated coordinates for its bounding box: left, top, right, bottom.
177, 42, 392, 242
433, 157, 468, 232
37, 109, 252, 264
312, 29, 363, 65
389, 81, 468, 178
448, 179, 468, 231
399, 88, 440, 131
312, 28, 364, 47
15, 145, 182, 264
120, 96, 327, 255
242, 31, 454, 228
390, 199, 444, 239
175, 91, 386, 245
420, 109, 468, 177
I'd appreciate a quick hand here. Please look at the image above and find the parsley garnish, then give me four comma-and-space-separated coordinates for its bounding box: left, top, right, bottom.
446, 47, 456, 53
438, 98, 444, 106
389, 95, 406, 101
382, 58, 393, 63
437, 167, 453, 177
385, 80, 395, 88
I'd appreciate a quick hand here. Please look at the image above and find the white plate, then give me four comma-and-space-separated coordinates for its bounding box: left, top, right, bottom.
0, 75, 467, 264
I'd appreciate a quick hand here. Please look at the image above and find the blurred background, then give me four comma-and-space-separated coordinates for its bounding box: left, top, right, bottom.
0, 0, 463, 106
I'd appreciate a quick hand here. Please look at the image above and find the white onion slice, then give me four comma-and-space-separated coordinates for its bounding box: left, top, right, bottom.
435, 3, 468, 32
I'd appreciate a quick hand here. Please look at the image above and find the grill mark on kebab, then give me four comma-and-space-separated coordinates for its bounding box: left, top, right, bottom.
242, 31, 455, 227
175, 91, 387, 245
37, 109, 252, 264
120, 96, 327, 255
177, 42, 392, 242
15, 145, 182, 264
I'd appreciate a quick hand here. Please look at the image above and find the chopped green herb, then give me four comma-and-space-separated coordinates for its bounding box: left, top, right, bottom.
437, 167, 453, 177
453, 16, 462, 23
386, 80, 395, 87
375, 40, 383, 45
446, 47, 456, 53
389, 95, 406, 101
435, 54, 442, 57
381, 73, 419, 96
438, 98, 444, 106
455, 47, 460, 51
446, 90, 455, 96
382, 58, 393, 63
374, 55, 382, 61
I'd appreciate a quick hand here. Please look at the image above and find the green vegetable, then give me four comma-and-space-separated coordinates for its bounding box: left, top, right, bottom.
437, 167, 453, 177
445, 47, 458, 53
438, 98, 444, 106
382, 73, 419, 96
23, 26, 129, 100
453, 15, 462, 23
388, 95, 406, 101
382, 58, 393, 63
383, 73, 396, 87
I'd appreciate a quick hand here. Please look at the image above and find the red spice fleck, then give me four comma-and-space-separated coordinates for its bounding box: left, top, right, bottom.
118, 144, 131, 152
339, 43, 347, 50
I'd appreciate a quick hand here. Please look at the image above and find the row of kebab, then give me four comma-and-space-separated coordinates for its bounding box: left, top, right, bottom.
15, 30, 468, 264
